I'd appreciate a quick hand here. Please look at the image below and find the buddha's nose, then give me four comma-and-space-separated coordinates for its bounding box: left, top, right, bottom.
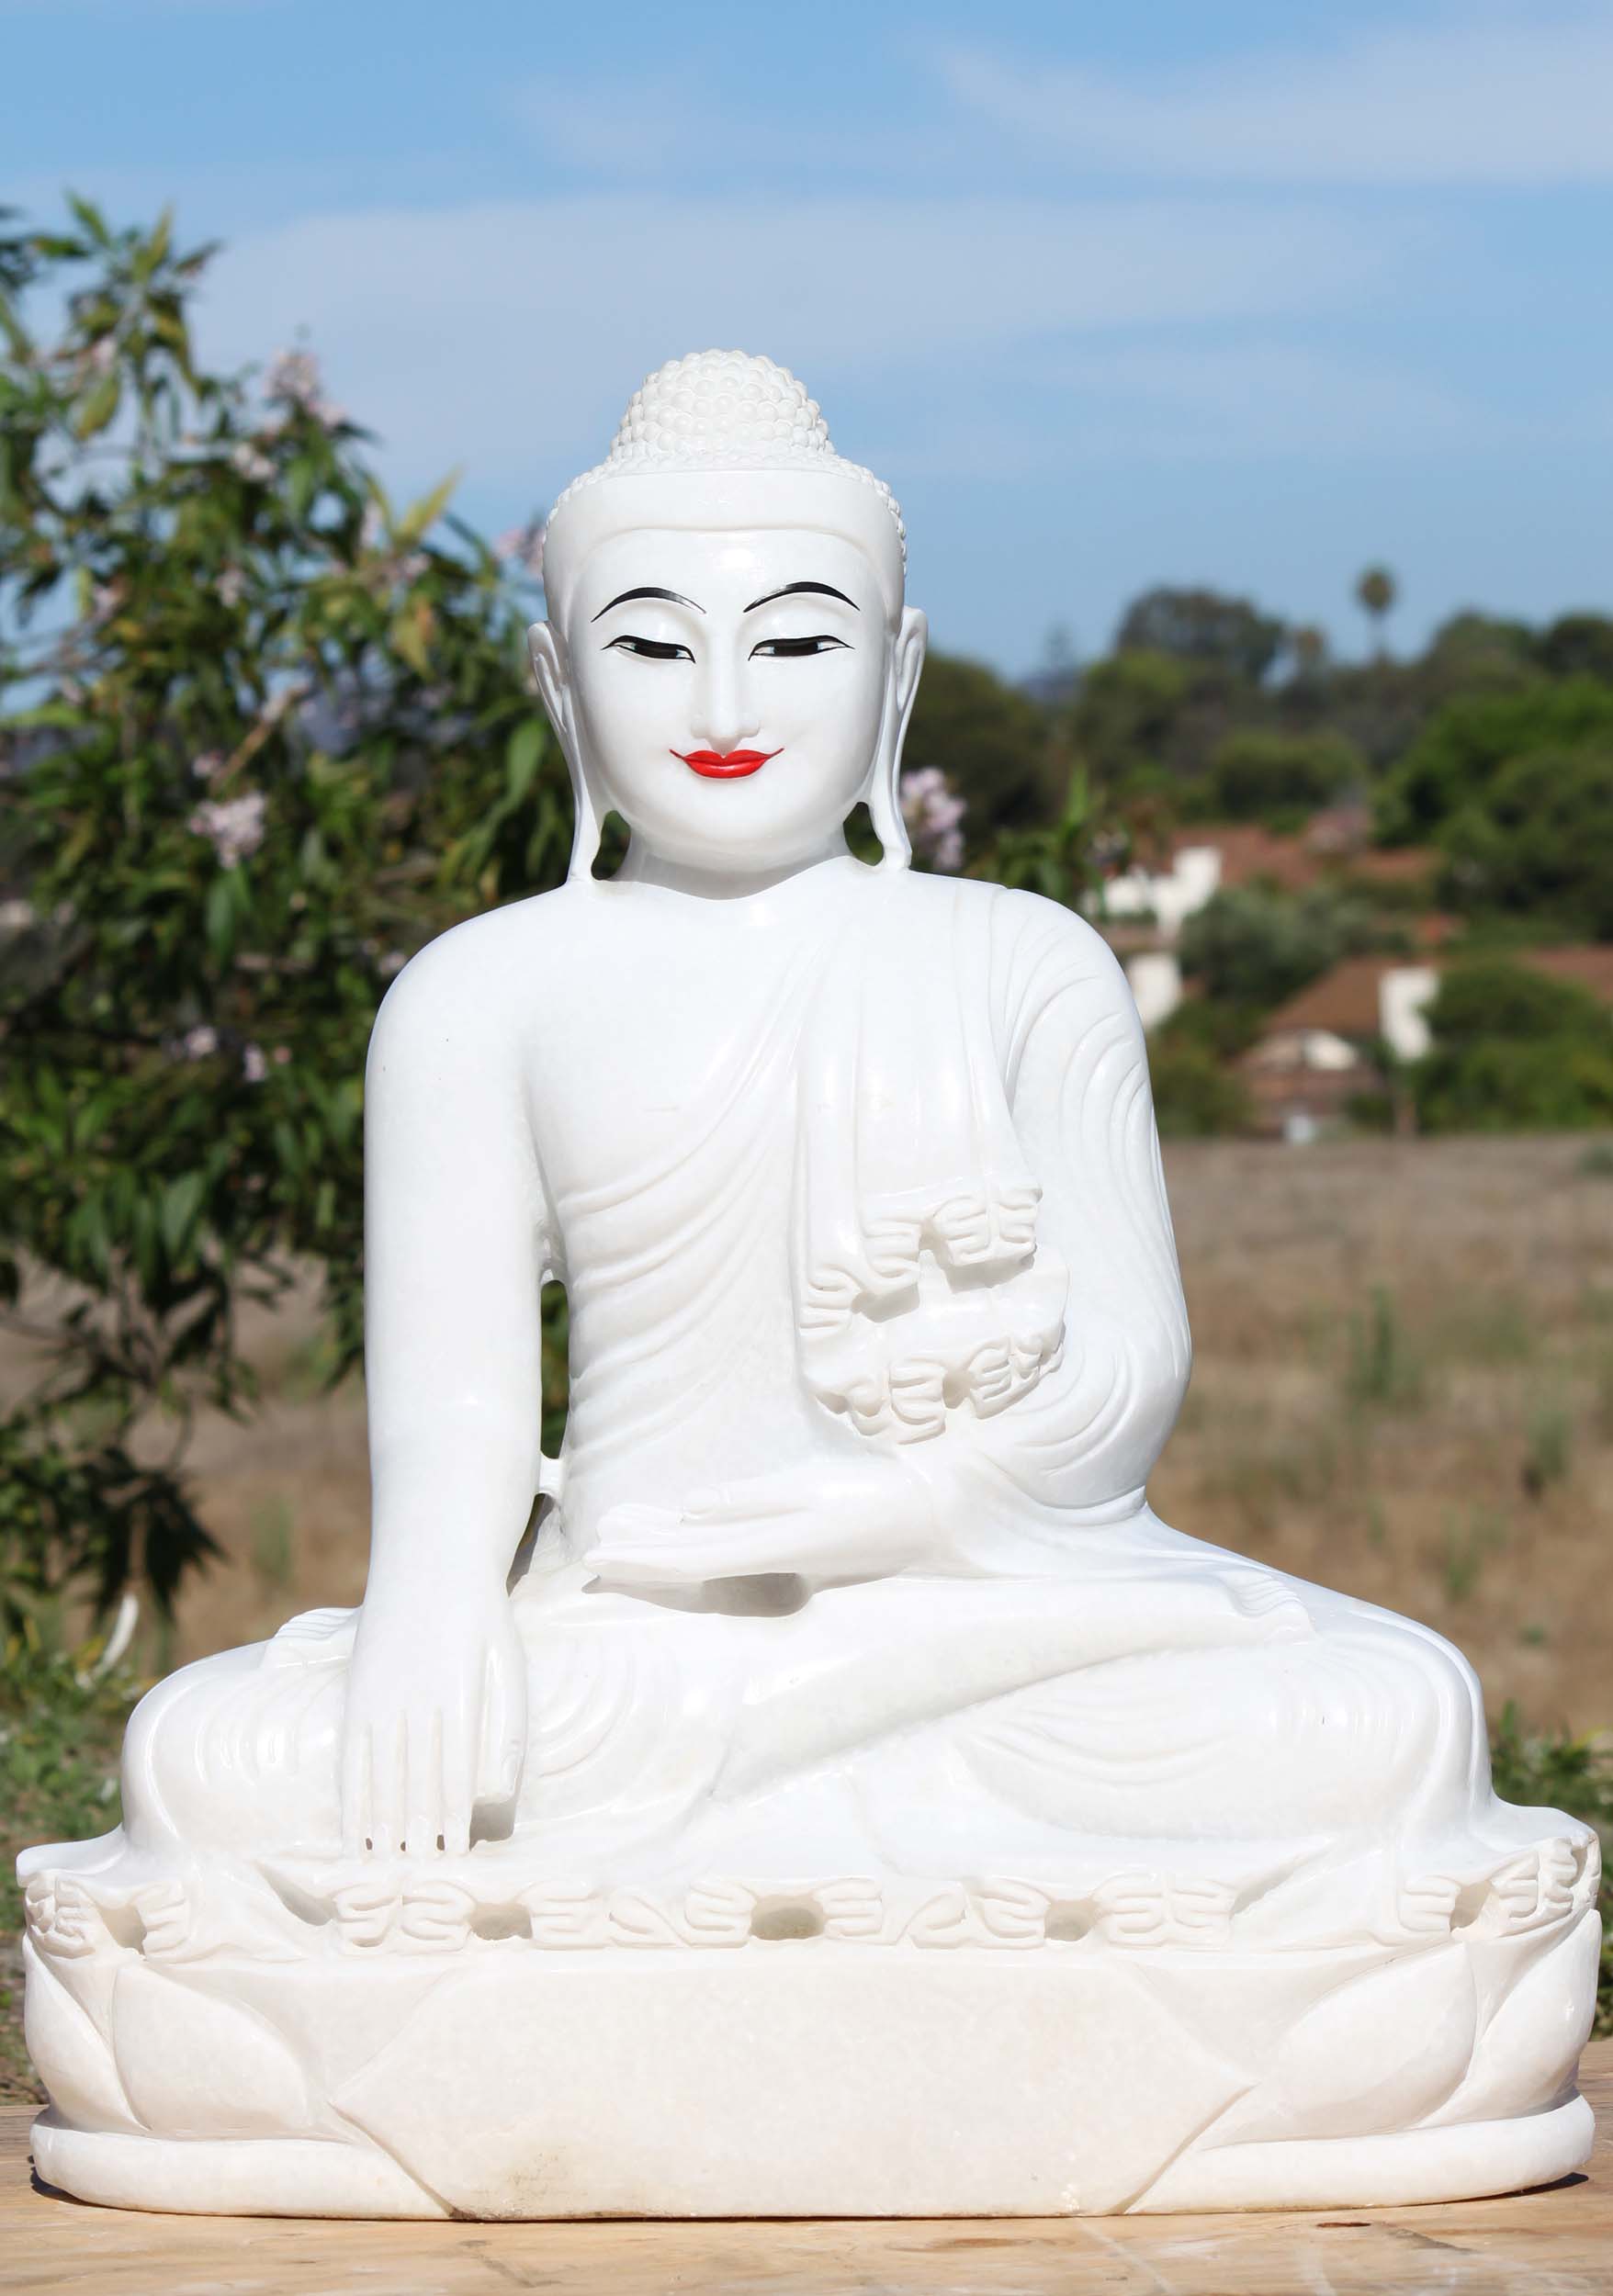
689, 647, 761, 755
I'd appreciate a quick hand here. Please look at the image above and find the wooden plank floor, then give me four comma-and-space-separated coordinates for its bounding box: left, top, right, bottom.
2, 2042, 1608, 2294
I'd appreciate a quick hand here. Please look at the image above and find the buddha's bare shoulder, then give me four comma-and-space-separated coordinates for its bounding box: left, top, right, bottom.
894, 869, 1129, 985
367, 884, 593, 1052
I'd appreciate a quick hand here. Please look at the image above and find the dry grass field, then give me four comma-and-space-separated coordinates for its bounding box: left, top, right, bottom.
147, 1133, 1613, 1734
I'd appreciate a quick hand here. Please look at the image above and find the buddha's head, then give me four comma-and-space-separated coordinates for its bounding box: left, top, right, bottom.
531, 352, 926, 882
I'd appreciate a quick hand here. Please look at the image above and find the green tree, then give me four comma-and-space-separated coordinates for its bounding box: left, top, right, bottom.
1418, 612, 1538, 697
1440, 748, 1613, 940
1177, 884, 1399, 1012
903, 651, 1060, 840
1537, 613, 1613, 684
1415, 962, 1613, 1131
1207, 728, 1365, 824
1355, 564, 1397, 657
1114, 586, 1286, 686
1376, 679, 1613, 842
1285, 624, 1329, 686
1145, 1034, 1252, 1138
1066, 648, 1191, 787
0, 203, 570, 1635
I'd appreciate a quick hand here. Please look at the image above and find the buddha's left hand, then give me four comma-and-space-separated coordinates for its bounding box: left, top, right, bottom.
585, 1458, 940, 1591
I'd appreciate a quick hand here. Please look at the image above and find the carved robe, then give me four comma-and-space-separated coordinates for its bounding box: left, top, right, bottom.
107, 865, 1573, 1925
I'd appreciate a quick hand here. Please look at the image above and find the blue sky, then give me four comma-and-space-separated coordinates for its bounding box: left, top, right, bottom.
6, 0, 1612, 673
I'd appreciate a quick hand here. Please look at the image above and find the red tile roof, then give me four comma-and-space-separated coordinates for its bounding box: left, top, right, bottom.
1260, 945, 1613, 1043
1146, 822, 1436, 898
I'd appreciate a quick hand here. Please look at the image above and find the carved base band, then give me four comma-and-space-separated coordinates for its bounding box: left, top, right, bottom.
33, 2098, 1595, 2223
24, 1910, 1600, 2218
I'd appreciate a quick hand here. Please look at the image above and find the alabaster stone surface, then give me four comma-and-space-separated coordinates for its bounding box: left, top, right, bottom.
20, 352, 1600, 2221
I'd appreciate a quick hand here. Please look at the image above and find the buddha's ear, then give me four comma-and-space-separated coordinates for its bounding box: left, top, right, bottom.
527, 620, 569, 737
867, 606, 928, 871
528, 619, 603, 883
894, 605, 928, 720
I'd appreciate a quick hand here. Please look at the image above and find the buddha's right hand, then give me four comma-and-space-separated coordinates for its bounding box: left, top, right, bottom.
339, 1574, 526, 1859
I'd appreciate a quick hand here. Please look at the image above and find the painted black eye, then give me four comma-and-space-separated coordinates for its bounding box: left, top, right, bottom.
605, 635, 694, 661
750, 636, 851, 658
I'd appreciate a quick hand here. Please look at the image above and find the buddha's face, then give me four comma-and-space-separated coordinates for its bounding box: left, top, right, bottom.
535, 528, 920, 876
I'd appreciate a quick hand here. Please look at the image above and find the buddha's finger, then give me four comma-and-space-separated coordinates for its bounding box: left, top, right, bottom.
596, 1515, 803, 1584
403, 1709, 443, 1858
440, 1707, 474, 1859
368, 1714, 405, 1860
479, 1648, 525, 1806
340, 1721, 373, 1860
667, 1526, 800, 1579
582, 1544, 697, 1588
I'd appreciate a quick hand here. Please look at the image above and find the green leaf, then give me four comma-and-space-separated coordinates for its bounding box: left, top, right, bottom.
65, 193, 111, 247
504, 716, 546, 803
397, 467, 460, 546
159, 1172, 206, 1259
204, 873, 237, 964
288, 455, 320, 522
73, 373, 121, 441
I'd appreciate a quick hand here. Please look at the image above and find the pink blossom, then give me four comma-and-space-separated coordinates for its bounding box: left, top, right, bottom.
264, 346, 344, 428
190, 749, 226, 783
217, 567, 247, 609
241, 1043, 268, 1085
181, 1025, 218, 1061
188, 790, 266, 867
900, 767, 967, 872
378, 949, 406, 978
231, 442, 274, 485
272, 1044, 292, 1066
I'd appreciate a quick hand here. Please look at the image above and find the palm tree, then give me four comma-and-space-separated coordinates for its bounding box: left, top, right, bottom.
1355, 565, 1398, 658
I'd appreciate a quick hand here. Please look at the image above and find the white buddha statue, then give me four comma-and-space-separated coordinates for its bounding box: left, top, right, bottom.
21, 354, 1599, 2222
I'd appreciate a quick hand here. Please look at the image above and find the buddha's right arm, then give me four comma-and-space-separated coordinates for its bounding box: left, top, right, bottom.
360, 918, 549, 1603
344, 918, 549, 1853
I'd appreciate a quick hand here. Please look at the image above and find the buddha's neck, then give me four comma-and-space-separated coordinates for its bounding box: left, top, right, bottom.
614, 827, 857, 904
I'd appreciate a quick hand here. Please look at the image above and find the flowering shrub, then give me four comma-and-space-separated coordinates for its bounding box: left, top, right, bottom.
0, 201, 570, 1633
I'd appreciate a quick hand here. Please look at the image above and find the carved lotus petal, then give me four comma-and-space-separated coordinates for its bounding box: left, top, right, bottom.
1213, 1943, 1476, 2146
111, 1964, 311, 2138
1426, 1908, 1601, 2128
21, 1939, 140, 2135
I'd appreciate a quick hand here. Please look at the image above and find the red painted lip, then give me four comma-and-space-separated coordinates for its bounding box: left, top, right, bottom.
672, 748, 782, 780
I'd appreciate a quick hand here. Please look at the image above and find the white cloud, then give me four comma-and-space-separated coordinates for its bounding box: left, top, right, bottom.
863, 342, 1522, 482
506, 70, 942, 186
1041, 343, 1518, 462
940, 11, 1613, 186
196, 191, 1406, 497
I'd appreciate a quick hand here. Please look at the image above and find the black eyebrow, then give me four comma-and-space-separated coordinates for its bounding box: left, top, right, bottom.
591, 586, 705, 621
744, 580, 859, 613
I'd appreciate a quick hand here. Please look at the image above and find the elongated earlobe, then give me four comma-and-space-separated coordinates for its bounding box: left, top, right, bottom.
866, 607, 929, 871
529, 622, 603, 883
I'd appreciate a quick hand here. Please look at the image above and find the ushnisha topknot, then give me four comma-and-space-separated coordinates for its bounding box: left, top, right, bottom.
539, 351, 908, 621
